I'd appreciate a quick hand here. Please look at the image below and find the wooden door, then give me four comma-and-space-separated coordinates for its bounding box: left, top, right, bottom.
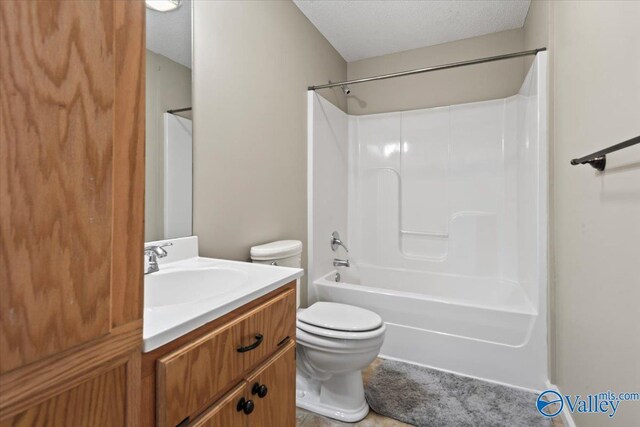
0, 0, 145, 425
190, 383, 248, 427
244, 342, 296, 427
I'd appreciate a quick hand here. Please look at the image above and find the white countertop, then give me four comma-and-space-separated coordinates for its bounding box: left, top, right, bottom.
143, 237, 303, 352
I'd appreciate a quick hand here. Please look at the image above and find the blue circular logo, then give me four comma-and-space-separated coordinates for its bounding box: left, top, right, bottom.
537, 390, 563, 417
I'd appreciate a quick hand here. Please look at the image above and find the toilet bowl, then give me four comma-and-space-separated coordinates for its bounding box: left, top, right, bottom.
249, 240, 385, 422
295, 302, 386, 422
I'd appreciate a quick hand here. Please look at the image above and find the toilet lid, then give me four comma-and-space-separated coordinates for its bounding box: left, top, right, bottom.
298, 302, 383, 332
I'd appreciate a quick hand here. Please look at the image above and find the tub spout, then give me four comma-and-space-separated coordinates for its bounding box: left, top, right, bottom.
333, 258, 350, 268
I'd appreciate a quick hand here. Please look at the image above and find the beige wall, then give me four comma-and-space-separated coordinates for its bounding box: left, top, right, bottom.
345, 29, 527, 115
192, 1, 347, 304
525, 2, 640, 426
145, 50, 192, 241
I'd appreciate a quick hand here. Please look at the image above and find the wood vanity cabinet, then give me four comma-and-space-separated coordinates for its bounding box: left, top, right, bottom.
142, 282, 297, 427
191, 343, 296, 427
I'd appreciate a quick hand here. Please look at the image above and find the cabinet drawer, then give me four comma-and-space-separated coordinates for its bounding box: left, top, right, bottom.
157, 289, 295, 427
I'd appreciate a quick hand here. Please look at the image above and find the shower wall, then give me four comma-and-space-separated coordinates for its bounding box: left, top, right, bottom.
307, 94, 349, 301
348, 58, 545, 308
309, 56, 546, 298
308, 54, 547, 388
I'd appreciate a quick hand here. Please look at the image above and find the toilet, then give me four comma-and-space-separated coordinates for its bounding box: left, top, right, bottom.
250, 240, 386, 423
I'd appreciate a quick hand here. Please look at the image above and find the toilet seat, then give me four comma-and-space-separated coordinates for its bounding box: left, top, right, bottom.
297, 302, 385, 340
297, 320, 385, 341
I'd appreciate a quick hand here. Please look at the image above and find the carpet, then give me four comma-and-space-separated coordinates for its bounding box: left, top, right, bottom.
364, 359, 552, 427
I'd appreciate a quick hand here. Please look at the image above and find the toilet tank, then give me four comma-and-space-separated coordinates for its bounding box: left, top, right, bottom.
250, 240, 302, 268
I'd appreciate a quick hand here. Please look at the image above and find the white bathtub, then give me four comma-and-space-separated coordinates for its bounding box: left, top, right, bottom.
314, 264, 547, 390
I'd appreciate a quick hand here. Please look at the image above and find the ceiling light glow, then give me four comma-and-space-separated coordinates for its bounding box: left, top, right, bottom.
145, 0, 182, 12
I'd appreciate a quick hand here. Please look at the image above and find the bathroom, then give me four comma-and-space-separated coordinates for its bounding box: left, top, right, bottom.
1, 1, 639, 426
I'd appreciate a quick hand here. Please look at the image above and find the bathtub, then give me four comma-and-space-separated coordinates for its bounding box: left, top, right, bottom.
314, 264, 548, 390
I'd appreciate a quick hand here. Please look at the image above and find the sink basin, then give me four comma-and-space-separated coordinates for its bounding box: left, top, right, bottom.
145, 267, 249, 308
142, 236, 304, 352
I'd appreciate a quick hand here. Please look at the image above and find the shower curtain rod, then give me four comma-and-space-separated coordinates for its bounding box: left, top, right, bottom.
308, 48, 546, 91
167, 107, 192, 114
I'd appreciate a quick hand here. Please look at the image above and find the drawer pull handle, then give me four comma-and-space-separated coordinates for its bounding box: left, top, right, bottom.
237, 334, 264, 353
252, 383, 268, 398
236, 397, 254, 415
277, 336, 290, 347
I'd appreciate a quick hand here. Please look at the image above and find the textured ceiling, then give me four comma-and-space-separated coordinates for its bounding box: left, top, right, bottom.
293, 0, 531, 62
146, 0, 192, 68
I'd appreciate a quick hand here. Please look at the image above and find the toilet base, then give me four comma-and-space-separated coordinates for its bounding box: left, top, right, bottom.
296, 371, 369, 423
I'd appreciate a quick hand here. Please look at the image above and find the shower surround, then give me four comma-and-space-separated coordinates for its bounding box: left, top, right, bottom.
308, 53, 547, 390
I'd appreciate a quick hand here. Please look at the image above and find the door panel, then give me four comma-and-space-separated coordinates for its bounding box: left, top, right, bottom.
0, 0, 115, 374
0, 348, 140, 427
245, 342, 296, 427
1, 365, 126, 427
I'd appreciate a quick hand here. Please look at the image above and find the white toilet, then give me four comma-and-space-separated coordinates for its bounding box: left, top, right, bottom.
250, 240, 386, 423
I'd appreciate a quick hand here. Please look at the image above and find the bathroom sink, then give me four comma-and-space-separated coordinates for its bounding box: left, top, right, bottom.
142, 236, 304, 353
145, 267, 249, 308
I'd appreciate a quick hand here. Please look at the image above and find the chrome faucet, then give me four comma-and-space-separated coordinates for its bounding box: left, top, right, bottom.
333, 258, 350, 268
144, 243, 173, 275
330, 231, 348, 252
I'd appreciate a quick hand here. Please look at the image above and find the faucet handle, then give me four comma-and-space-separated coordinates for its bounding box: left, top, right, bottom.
144, 242, 173, 258
330, 231, 348, 252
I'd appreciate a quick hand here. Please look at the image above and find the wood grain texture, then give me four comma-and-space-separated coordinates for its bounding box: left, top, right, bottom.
1, 362, 127, 427
140, 282, 295, 426
191, 383, 248, 427
157, 317, 245, 427
245, 341, 296, 427
0, 322, 141, 420
0, 0, 114, 374
157, 288, 295, 427
141, 282, 295, 379
111, 0, 145, 328
125, 348, 141, 427
0, 1, 144, 425
241, 289, 296, 371
140, 374, 156, 427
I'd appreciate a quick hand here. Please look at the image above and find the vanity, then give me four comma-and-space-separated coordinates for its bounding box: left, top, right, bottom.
141, 237, 303, 427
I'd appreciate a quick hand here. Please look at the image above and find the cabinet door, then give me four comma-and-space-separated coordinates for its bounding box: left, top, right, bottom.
240, 289, 296, 370
245, 341, 296, 427
157, 317, 246, 427
191, 383, 249, 427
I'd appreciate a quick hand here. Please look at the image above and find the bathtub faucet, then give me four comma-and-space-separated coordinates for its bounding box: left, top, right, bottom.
333, 258, 350, 268
330, 231, 349, 252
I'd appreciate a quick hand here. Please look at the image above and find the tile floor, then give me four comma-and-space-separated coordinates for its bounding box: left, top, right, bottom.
296, 407, 411, 426
296, 359, 565, 427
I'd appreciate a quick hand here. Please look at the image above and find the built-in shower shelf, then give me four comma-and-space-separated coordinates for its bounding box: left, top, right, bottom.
401, 230, 449, 238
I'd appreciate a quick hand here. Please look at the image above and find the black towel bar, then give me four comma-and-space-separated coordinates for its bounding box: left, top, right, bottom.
570, 135, 640, 171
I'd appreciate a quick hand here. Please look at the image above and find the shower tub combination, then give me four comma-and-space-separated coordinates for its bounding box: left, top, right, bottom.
308, 53, 548, 391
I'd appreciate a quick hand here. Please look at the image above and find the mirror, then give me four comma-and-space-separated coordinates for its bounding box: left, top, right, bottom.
145, 0, 193, 241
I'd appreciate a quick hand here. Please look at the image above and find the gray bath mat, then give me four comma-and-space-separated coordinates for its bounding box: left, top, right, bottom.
364, 359, 551, 427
